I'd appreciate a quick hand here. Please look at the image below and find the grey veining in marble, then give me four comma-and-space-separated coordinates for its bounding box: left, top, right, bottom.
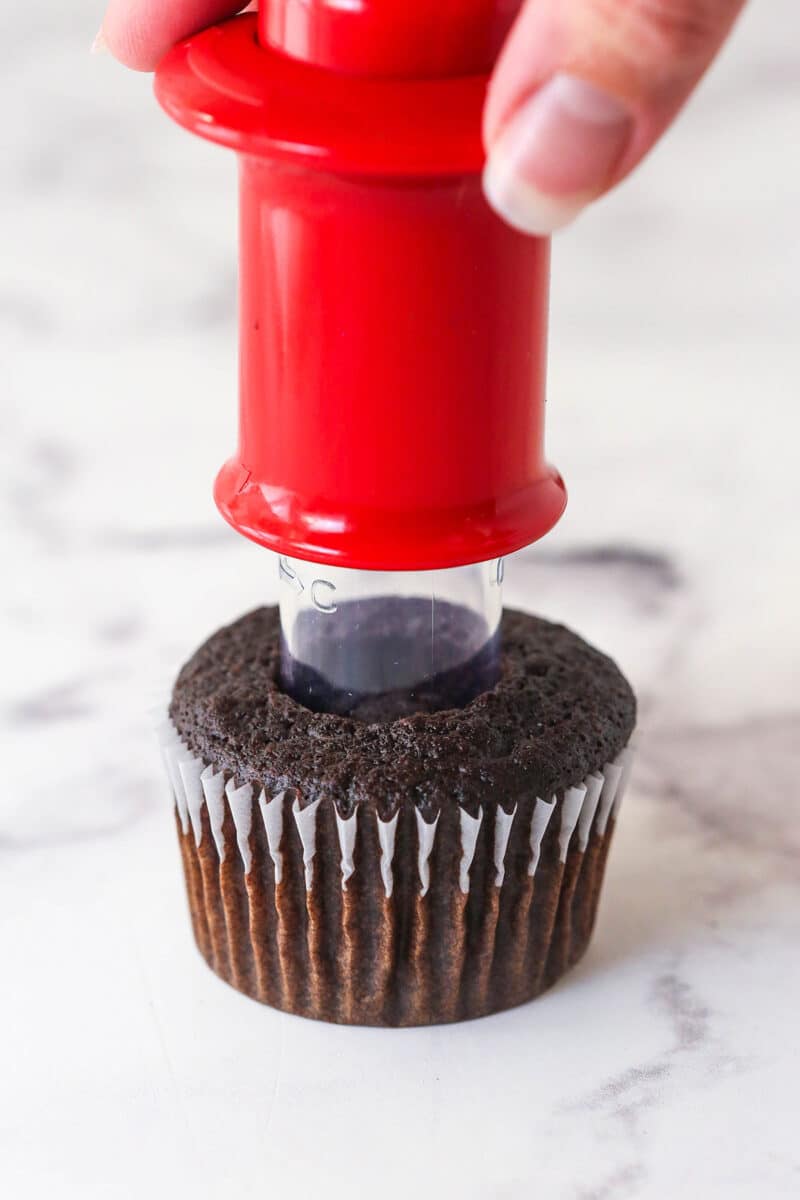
1, 3, 799, 1198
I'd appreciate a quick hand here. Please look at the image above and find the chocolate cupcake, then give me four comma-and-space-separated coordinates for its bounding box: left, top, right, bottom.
160, 606, 635, 1025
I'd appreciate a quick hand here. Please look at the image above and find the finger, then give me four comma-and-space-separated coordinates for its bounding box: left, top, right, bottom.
483, 0, 746, 234
100, 0, 250, 71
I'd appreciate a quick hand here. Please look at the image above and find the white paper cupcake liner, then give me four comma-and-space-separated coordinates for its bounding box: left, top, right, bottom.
159, 716, 635, 1025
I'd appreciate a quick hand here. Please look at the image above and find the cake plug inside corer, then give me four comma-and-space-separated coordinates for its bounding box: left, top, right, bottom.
277, 557, 503, 719
155, 1, 567, 719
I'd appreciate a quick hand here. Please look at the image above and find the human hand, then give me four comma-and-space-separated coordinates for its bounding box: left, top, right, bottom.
98, 0, 747, 235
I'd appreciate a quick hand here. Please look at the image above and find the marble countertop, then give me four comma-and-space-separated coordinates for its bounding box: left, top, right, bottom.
2, 3, 799, 1197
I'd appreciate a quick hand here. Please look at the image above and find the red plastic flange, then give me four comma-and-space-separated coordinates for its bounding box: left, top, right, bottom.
155, 5, 566, 571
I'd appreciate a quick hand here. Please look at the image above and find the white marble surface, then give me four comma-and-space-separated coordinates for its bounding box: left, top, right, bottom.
2, 3, 799, 1197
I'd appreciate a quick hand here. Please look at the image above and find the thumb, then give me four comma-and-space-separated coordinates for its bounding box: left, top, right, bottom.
483, 0, 746, 234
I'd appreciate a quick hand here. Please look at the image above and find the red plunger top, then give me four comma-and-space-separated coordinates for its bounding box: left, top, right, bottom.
260, 0, 522, 77
155, 1, 566, 571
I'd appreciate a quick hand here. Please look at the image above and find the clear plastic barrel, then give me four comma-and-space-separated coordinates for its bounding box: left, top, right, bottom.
278, 555, 504, 721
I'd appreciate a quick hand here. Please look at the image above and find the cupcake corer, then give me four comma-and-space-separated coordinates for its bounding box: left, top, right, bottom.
155, 0, 566, 715
154, 0, 637, 1022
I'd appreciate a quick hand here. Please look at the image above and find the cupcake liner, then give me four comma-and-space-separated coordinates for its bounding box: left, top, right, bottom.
159, 717, 634, 1026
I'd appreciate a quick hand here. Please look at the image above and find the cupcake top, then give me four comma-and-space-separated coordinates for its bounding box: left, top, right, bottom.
170, 606, 635, 820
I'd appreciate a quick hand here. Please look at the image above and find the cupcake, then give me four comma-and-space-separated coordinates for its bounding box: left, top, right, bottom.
159, 606, 635, 1025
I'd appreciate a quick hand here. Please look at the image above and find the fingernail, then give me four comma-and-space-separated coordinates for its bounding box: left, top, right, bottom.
483, 74, 633, 235
91, 27, 108, 55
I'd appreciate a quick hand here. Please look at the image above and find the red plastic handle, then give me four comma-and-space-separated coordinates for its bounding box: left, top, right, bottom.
155, 7, 566, 571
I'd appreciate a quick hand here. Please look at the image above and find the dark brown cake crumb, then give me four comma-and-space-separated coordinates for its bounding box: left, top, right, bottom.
170, 607, 636, 820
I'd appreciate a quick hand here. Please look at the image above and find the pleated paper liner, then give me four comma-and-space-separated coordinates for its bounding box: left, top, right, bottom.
159, 718, 634, 1026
